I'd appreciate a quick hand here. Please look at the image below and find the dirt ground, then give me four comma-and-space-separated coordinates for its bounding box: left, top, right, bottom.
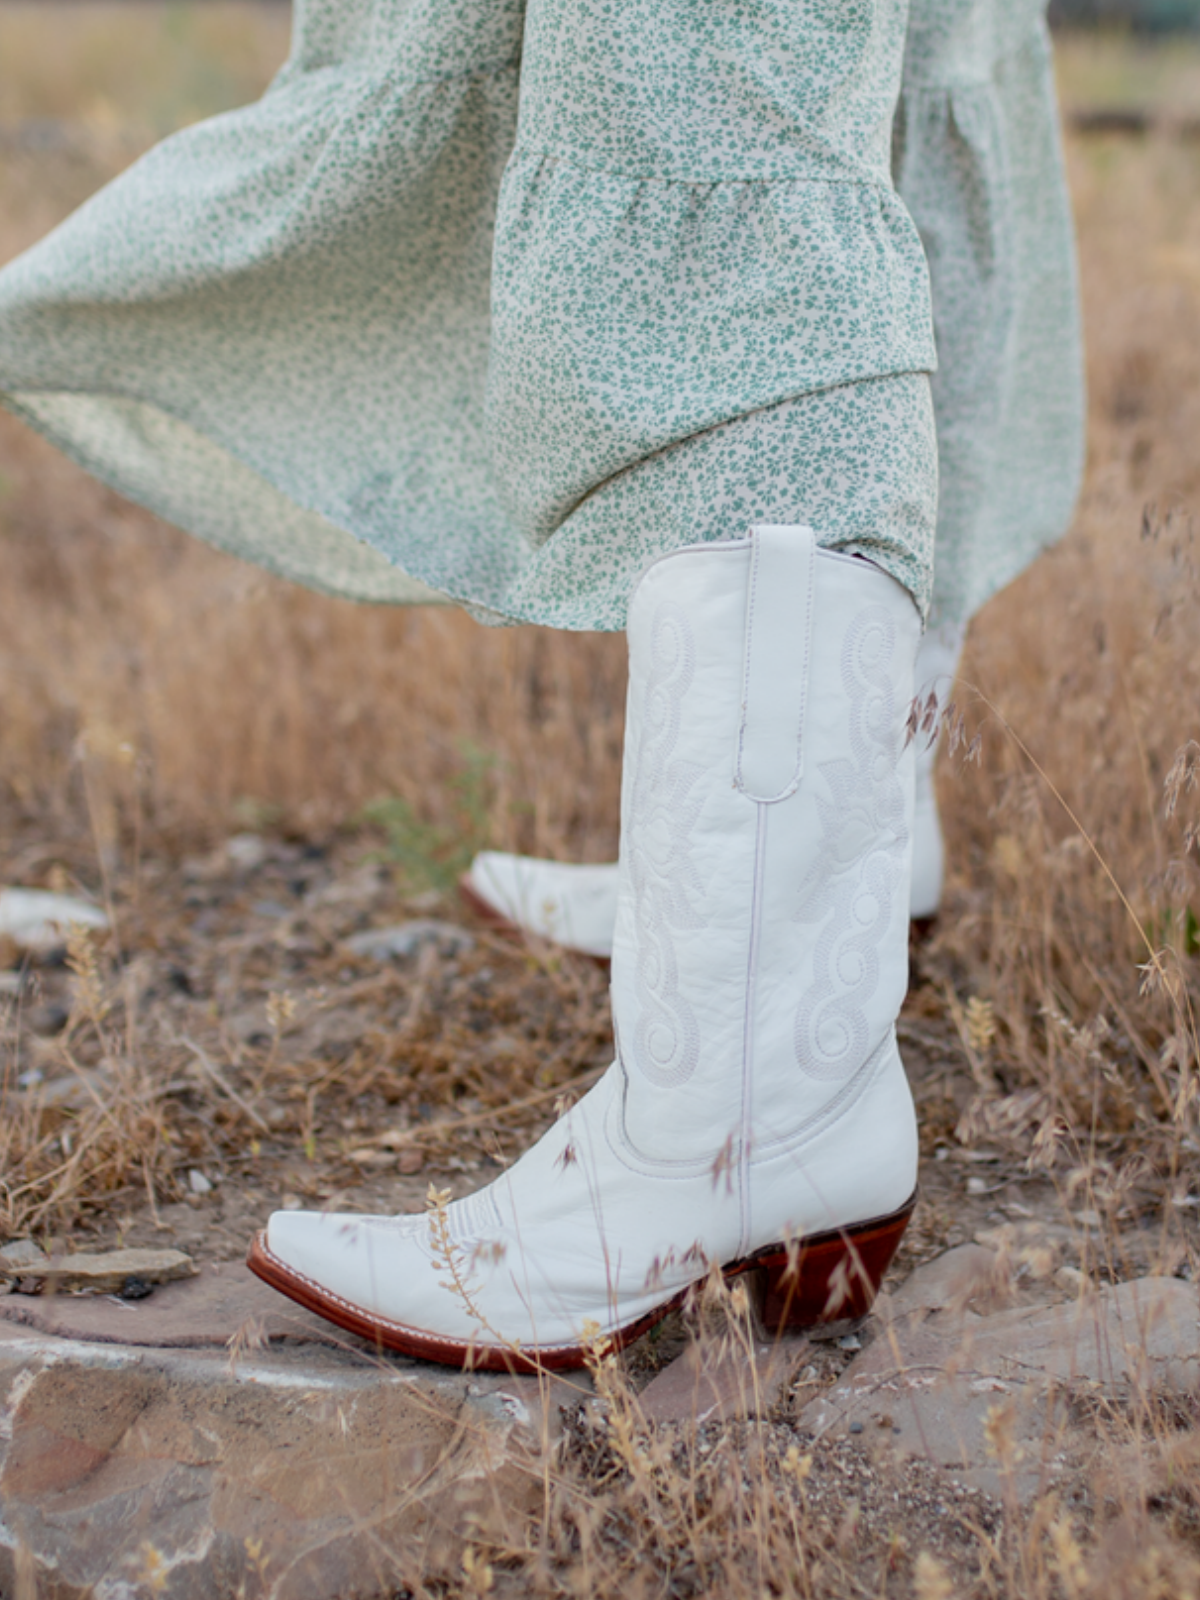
7, 824, 1199, 1597
5, 816, 1192, 1311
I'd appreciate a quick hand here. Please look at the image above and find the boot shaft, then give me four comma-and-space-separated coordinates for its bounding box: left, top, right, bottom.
612, 526, 920, 1166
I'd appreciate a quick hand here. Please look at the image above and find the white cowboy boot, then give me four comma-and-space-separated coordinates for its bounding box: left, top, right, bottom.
908, 620, 966, 922
250, 528, 920, 1370
460, 622, 964, 951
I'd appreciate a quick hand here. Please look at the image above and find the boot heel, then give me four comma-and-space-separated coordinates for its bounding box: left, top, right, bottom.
742, 1196, 915, 1334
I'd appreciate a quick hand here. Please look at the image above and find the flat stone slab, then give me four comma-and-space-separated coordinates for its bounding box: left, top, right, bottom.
0, 1318, 591, 1600
343, 920, 475, 961
638, 1333, 811, 1424
0, 1260, 383, 1353
800, 1261, 1200, 1502
1, 1244, 198, 1297
6, 1240, 1196, 1595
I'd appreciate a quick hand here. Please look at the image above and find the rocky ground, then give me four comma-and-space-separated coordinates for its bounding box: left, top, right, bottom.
2, 830, 1199, 1597
4, 825, 1192, 1282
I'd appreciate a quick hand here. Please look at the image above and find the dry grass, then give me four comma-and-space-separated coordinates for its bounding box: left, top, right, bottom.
1, 10, 1199, 1597
0, 0, 288, 132
928, 95, 1200, 1173
0, 449, 627, 863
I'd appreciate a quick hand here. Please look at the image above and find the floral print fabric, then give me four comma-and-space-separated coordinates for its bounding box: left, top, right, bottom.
898, 3, 1084, 627
0, 0, 1081, 631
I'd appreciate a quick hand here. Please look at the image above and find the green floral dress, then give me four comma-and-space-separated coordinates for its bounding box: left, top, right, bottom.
0, 0, 1082, 630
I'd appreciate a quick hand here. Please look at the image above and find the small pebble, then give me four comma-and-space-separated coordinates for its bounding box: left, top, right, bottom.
0, 1238, 48, 1275
344, 920, 474, 961
251, 899, 291, 919
225, 833, 269, 872
849, 1421, 864, 1435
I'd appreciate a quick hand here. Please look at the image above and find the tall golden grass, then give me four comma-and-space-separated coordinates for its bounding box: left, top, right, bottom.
939, 102, 1200, 1138
0, 439, 628, 865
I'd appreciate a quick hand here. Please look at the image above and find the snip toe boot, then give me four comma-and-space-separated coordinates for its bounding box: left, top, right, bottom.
461, 619, 963, 951
250, 527, 922, 1370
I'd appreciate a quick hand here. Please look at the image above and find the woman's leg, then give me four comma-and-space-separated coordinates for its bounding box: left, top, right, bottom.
895, 0, 1085, 914
249, 0, 945, 1363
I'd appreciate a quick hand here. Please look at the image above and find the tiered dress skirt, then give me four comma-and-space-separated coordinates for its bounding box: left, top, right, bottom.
0, 0, 1082, 630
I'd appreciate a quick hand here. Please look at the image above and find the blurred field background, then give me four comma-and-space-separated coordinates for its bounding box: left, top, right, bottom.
1, 2, 1198, 1113
1, 6, 1199, 1596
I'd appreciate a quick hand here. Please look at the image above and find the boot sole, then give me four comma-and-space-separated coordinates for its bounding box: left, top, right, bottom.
246, 1192, 915, 1374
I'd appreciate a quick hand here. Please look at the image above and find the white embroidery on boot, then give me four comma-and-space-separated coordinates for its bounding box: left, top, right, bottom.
630, 601, 707, 1088
793, 605, 907, 1081
446, 1184, 505, 1250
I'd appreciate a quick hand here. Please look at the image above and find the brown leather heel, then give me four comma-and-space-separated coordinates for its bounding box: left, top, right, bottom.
731, 1193, 916, 1333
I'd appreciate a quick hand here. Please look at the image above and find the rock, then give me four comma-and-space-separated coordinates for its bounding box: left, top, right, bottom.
225, 832, 269, 872
13, 1066, 113, 1112
638, 1333, 811, 1425
0, 1241, 47, 1293
0, 887, 108, 953
251, 897, 292, 918
188, 1168, 214, 1196
25, 1003, 70, 1036
0, 1280, 592, 1599
343, 920, 475, 961
3, 1248, 197, 1297
1055, 1264, 1088, 1295
184, 831, 299, 884
0, 1260, 361, 1348
305, 863, 389, 909
875, 1242, 1008, 1317
800, 1272, 1200, 1502
0, 1241, 46, 1273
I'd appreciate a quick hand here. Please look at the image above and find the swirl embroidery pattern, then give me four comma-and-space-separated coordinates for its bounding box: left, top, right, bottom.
793, 605, 907, 1082
629, 601, 708, 1089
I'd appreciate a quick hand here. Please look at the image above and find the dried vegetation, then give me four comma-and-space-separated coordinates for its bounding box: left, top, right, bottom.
1, 8, 1199, 1596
